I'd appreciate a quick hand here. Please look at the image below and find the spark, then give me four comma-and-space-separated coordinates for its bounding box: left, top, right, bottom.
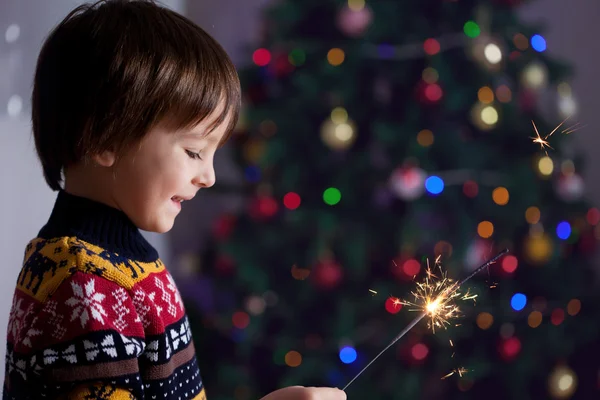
531, 115, 586, 154
442, 367, 469, 380
531, 120, 553, 154
399, 256, 478, 333
369, 289, 378, 295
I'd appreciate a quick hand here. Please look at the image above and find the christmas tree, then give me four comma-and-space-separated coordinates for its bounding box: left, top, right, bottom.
185, 0, 600, 399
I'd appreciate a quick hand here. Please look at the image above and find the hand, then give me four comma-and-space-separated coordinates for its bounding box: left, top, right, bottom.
260, 386, 347, 400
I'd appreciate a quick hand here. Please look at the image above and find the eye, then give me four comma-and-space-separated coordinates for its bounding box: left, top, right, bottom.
185, 150, 203, 160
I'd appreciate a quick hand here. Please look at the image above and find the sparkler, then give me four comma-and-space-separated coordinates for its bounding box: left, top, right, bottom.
531, 115, 586, 154
342, 249, 509, 391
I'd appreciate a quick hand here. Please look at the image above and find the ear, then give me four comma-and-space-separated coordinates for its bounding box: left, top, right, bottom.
91, 150, 116, 167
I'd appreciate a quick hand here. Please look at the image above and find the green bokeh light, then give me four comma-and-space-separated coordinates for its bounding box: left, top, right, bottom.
323, 187, 341, 205
464, 21, 481, 38
289, 49, 306, 66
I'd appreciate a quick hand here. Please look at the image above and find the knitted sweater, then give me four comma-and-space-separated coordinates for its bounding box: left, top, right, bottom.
4, 191, 206, 400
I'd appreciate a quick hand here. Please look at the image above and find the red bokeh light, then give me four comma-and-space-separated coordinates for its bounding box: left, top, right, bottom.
283, 192, 301, 210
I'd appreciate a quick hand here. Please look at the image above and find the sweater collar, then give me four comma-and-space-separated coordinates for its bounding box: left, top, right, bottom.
39, 190, 159, 262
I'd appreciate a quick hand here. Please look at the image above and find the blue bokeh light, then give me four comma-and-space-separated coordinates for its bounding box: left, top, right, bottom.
531, 34, 547, 52
244, 166, 261, 183
339, 346, 357, 364
378, 44, 395, 59
425, 176, 444, 195
556, 221, 571, 240
510, 293, 527, 311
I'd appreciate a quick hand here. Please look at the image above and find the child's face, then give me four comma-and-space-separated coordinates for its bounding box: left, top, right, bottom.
108, 110, 231, 233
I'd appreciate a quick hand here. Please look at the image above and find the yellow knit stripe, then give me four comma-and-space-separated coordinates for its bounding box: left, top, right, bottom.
17, 237, 165, 302
58, 383, 137, 399
193, 388, 207, 400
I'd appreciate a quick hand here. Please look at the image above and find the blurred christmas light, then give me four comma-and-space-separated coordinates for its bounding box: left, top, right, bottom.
510, 293, 527, 311
522, 62, 548, 89
245, 296, 267, 316
476, 312, 494, 330
244, 166, 261, 183
463, 180, 478, 198
416, 129, 434, 147
481, 105, 499, 125
283, 192, 301, 210
288, 49, 306, 66
500, 323, 515, 339
320, 118, 357, 150
478, 86, 494, 104
331, 107, 348, 124
424, 38, 441, 55
348, 0, 365, 11
502, 255, 518, 273
484, 43, 502, 64
385, 297, 402, 314
567, 299, 581, 316
285, 351, 302, 367
328, 48, 345, 66
538, 156, 554, 176
424, 83, 443, 102
561, 160, 575, 175
463, 21, 480, 38
513, 33, 528, 50
558, 97, 577, 118
500, 337, 521, 360
548, 365, 577, 399
492, 187, 509, 205
477, 221, 494, 239
291, 264, 310, 280
323, 187, 342, 205
339, 346, 357, 364
425, 176, 444, 195
253, 48, 271, 66
5, 24, 20, 43
528, 311, 543, 328
551, 308, 565, 325
586, 208, 600, 225
496, 85, 512, 103
259, 119, 278, 136
525, 207, 541, 224
403, 259, 421, 276
556, 221, 571, 240
422, 68, 439, 84
411, 343, 429, 361
524, 233, 553, 265
557, 82, 572, 98
232, 311, 250, 329
531, 34, 547, 52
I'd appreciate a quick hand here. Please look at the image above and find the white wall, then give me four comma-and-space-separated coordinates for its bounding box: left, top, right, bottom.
0, 0, 183, 385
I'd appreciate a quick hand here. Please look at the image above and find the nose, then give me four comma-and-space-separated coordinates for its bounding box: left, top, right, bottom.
192, 164, 216, 188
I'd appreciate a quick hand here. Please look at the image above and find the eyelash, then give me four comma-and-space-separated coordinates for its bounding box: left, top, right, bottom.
185, 150, 203, 160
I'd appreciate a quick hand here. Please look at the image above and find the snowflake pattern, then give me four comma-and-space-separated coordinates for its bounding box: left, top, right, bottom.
7, 297, 25, 342
65, 278, 108, 328
112, 287, 131, 331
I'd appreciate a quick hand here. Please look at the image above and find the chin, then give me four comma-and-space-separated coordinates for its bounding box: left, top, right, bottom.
138, 218, 175, 234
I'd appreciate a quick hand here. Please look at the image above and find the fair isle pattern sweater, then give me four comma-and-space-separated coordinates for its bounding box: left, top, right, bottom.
4, 191, 207, 399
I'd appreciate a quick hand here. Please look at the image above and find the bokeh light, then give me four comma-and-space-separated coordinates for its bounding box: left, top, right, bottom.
502, 255, 518, 273
528, 311, 543, 328
425, 176, 444, 195
417, 129, 434, 147
327, 48, 345, 66
476, 312, 494, 330
492, 187, 509, 205
385, 297, 402, 314
525, 206, 541, 224
531, 34, 547, 52
283, 192, 301, 210
477, 221, 494, 238
339, 346, 357, 364
323, 187, 342, 205
285, 351, 302, 367
567, 299, 581, 316
253, 48, 271, 66
463, 21, 481, 38
511, 293, 527, 311
556, 221, 571, 240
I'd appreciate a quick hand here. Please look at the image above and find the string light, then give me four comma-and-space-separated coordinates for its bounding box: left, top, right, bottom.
339, 346, 357, 364
283, 192, 301, 210
463, 21, 480, 38
556, 221, 571, 240
477, 221, 494, 238
425, 176, 444, 195
510, 293, 527, 311
323, 187, 342, 205
327, 48, 345, 66
538, 156, 554, 176
253, 48, 271, 66
531, 34, 547, 52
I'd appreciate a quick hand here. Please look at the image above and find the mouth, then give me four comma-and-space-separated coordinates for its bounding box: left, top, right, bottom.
171, 196, 185, 203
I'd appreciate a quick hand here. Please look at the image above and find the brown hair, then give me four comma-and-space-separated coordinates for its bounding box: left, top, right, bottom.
32, 0, 241, 190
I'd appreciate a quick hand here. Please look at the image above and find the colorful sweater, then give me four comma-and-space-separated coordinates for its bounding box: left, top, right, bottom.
4, 191, 207, 399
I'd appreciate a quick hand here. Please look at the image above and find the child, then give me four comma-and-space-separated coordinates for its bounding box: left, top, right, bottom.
3, 1, 346, 399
